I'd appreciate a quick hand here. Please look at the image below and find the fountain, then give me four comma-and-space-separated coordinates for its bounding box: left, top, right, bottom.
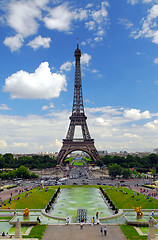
49, 187, 115, 223
23, 208, 30, 219
133, 206, 143, 219
124, 207, 149, 226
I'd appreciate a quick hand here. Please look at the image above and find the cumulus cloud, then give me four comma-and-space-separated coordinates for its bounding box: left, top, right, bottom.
145, 119, 158, 129
2, 0, 109, 51
3, 34, 24, 52
81, 53, 92, 66
27, 35, 51, 50
124, 109, 151, 120
6, 0, 42, 37
60, 61, 73, 72
3, 62, 67, 99
43, 3, 73, 31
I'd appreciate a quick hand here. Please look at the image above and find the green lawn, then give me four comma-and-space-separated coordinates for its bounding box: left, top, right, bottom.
139, 227, 158, 234
120, 225, 147, 240
72, 161, 84, 166
23, 225, 47, 239
2, 187, 57, 209
0, 216, 12, 220
103, 186, 158, 209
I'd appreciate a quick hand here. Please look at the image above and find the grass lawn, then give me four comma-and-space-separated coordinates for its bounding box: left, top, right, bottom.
139, 227, 158, 234
73, 162, 84, 166
120, 225, 147, 240
2, 187, 57, 209
9, 226, 28, 235
103, 186, 158, 209
23, 224, 47, 239
0, 216, 12, 220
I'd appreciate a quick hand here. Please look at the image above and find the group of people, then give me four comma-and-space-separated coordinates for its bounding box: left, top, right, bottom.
100, 226, 107, 236
79, 211, 107, 236
2, 232, 12, 238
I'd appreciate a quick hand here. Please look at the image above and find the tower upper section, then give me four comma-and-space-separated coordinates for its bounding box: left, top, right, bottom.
72, 40, 84, 115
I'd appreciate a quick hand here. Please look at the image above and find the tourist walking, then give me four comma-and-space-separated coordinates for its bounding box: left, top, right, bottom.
80, 222, 83, 229
96, 211, 99, 219
104, 226, 107, 236
100, 227, 103, 236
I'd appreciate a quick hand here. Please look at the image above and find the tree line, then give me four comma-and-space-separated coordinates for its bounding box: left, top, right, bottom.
96, 153, 158, 172
0, 153, 57, 169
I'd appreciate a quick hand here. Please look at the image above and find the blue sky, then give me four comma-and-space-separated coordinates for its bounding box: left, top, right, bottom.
0, 0, 158, 154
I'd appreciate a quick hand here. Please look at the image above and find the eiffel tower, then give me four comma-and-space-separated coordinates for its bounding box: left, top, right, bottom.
56, 40, 100, 165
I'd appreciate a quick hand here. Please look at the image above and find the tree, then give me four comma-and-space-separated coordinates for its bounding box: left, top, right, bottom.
108, 163, 122, 179
122, 168, 131, 179
16, 166, 30, 179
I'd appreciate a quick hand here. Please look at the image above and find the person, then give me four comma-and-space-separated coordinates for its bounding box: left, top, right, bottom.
152, 210, 154, 216
2, 232, 5, 236
100, 227, 103, 236
6, 232, 8, 237
80, 222, 83, 229
93, 216, 95, 224
66, 215, 69, 225
96, 211, 99, 219
91, 218, 94, 226
104, 226, 107, 236
37, 216, 41, 223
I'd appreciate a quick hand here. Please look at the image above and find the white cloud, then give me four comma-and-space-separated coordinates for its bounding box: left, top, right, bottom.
27, 36, 51, 50
3, 62, 67, 99
13, 142, 29, 147
6, 0, 43, 37
42, 102, 54, 111
154, 58, 158, 63
0, 104, 10, 110
118, 18, 133, 29
122, 133, 141, 139
3, 34, 24, 52
0, 106, 158, 153
55, 139, 62, 147
131, 3, 158, 44
81, 53, 92, 66
127, 0, 153, 4
43, 3, 73, 31
124, 109, 151, 120
60, 61, 73, 72
145, 119, 158, 129
85, 21, 95, 30
0, 140, 7, 148
92, 2, 108, 23
86, 4, 93, 9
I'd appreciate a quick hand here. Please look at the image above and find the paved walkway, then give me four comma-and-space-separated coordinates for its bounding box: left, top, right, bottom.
42, 225, 127, 240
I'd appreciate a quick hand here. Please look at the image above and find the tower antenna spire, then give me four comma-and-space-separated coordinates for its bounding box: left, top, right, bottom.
77, 38, 79, 49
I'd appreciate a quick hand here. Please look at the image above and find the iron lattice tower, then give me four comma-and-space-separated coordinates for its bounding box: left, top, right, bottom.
56, 41, 100, 164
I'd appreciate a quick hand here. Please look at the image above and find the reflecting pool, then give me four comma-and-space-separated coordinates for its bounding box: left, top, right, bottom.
50, 187, 112, 222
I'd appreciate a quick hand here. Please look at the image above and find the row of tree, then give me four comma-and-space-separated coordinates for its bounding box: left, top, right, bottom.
0, 154, 57, 169
0, 166, 39, 180
96, 153, 158, 172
